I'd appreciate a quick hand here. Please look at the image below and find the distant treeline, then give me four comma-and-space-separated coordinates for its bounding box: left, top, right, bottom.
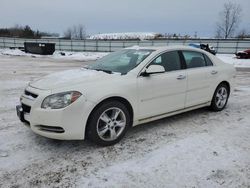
0, 25, 249, 40
0, 25, 59, 38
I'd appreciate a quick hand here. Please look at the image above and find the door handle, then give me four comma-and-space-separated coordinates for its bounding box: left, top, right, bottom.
211, 70, 218, 75
176, 75, 186, 80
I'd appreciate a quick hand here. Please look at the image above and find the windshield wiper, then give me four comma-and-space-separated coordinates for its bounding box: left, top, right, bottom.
93, 69, 113, 74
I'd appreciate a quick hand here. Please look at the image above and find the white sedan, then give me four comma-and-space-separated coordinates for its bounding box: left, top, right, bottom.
16, 46, 236, 146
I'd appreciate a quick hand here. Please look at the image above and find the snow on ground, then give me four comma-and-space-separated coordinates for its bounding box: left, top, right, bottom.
217, 54, 250, 68
0, 55, 249, 187
0, 48, 108, 61
89, 32, 159, 40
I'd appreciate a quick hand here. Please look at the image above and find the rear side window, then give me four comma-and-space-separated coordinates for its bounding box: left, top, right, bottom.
150, 51, 181, 72
182, 51, 206, 69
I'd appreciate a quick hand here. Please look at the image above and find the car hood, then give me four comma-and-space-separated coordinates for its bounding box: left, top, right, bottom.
29, 68, 118, 90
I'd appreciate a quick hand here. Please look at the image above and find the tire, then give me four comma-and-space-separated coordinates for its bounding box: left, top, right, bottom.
210, 83, 229, 111
86, 100, 131, 146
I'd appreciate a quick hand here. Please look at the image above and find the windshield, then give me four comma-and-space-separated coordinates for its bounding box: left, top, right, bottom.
87, 49, 154, 74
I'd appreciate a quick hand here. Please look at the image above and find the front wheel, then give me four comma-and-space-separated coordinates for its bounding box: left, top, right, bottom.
86, 101, 131, 146
210, 83, 229, 111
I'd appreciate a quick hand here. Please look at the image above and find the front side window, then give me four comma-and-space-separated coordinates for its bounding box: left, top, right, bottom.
87, 49, 154, 74
150, 51, 181, 72
182, 51, 206, 69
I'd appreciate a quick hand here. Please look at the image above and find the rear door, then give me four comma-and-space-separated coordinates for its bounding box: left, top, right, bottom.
181, 51, 216, 107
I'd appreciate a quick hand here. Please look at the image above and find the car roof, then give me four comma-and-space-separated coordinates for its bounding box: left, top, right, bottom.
126, 45, 207, 53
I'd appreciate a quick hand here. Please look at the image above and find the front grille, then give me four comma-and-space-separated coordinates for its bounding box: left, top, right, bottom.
36, 125, 65, 133
25, 90, 38, 99
22, 103, 31, 113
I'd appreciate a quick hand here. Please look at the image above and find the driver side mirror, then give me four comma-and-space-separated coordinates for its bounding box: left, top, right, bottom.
141, 65, 165, 77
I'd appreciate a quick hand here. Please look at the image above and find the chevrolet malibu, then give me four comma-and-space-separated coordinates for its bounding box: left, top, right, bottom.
16, 46, 235, 146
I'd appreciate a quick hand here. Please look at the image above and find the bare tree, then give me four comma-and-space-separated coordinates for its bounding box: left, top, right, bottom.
237, 29, 250, 39
71, 25, 78, 39
63, 28, 72, 39
216, 2, 242, 39
64, 24, 86, 39
78, 24, 86, 40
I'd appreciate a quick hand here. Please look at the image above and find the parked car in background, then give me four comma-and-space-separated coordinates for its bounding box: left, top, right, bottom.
189, 43, 217, 55
16, 46, 235, 146
235, 49, 250, 59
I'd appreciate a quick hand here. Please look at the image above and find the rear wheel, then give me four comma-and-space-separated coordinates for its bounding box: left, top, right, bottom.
210, 83, 229, 111
87, 101, 130, 146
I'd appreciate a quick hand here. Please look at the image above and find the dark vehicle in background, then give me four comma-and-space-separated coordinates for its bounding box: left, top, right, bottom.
235, 49, 250, 59
189, 43, 217, 55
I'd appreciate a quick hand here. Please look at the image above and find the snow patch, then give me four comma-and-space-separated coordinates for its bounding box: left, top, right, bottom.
217, 54, 250, 68
0, 48, 108, 61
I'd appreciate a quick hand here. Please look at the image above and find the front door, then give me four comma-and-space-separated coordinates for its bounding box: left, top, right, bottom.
137, 51, 187, 120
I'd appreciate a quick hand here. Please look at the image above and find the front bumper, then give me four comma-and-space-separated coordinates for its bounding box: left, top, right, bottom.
16, 105, 25, 123
16, 86, 94, 140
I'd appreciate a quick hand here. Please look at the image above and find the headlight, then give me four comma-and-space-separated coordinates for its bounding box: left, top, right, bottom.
41, 91, 82, 109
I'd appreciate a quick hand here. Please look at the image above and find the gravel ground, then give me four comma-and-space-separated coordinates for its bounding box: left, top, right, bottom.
0, 55, 249, 188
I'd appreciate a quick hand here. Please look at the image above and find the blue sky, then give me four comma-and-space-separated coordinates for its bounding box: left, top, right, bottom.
1, 0, 249, 37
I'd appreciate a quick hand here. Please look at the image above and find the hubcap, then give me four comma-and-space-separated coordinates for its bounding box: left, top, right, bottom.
215, 87, 228, 108
97, 107, 126, 141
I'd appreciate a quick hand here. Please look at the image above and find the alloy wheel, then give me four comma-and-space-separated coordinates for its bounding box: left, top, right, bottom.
97, 107, 126, 141
215, 87, 228, 109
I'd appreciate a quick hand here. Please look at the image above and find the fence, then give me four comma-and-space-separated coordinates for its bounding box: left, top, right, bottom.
0, 37, 250, 54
